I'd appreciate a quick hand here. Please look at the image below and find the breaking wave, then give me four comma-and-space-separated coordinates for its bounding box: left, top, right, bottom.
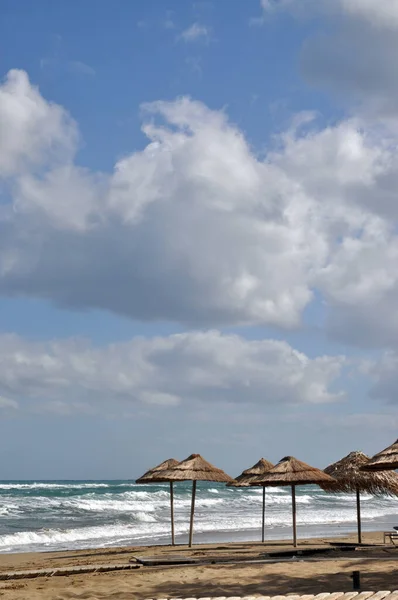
0, 480, 396, 554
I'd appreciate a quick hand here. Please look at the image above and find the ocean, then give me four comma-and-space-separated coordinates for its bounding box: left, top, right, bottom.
0, 480, 397, 554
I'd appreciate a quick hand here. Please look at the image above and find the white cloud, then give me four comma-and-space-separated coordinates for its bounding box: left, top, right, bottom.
301, 30, 398, 121
339, 0, 398, 29
0, 72, 324, 329
261, 0, 398, 26
180, 23, 210, 42
0, 396, 18, 410
258, 0, 398, 119
362, 351, 398, 405
0, 70, 76, 178
0, 332, 345, 414
3, 71, 398, 345
272, 118, 398, 345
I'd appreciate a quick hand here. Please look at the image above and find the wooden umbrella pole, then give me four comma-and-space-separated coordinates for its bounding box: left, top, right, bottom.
292, 484, 297, 548
356, 487, 362, 544
189, 480, 197, 548
262, 486, 265, 543
170, 482, 175, 546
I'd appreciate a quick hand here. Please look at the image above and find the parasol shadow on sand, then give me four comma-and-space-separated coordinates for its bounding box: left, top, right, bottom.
157, 453, 234, 547
136, 458, 180, 545
321, 450, 398, 544
251, 455, 335, 547
227, 458, 274, 543
361, 439, 398, 472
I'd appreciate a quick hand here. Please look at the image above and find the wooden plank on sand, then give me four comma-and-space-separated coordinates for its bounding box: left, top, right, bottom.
136, 555, 198, 566
0, 563, 140, 581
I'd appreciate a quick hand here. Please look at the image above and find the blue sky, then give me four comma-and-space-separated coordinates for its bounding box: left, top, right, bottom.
1, 0, 398, 479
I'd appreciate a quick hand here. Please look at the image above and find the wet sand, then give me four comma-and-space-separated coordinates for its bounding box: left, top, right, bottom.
0, 531, 397, 600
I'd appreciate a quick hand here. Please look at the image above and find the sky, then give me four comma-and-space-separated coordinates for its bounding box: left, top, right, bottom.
1, 0, 398, 479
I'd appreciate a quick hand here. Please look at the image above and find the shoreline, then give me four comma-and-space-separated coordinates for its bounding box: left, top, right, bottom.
1, 531, 398, 599
1, 518, 396, 556
0, 526, 389, 558
0, 529, 391, 566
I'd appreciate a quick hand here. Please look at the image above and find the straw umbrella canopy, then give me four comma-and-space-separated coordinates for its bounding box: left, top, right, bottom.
320, 451, 398, 544
251, 456, 335, 547
157, 453, 234, 547
361, 439, 398, 472
136, 458, 179, 545
228, 458, 274, 543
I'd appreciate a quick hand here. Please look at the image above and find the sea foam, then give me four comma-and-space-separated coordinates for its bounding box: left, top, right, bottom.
0, 480, 396, 554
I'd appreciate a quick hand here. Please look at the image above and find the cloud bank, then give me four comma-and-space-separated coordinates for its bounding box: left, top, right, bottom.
0, 331, 345, 414
2, 70, 398, 346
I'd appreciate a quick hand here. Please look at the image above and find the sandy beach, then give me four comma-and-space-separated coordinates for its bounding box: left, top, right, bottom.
0, 531, 397, 600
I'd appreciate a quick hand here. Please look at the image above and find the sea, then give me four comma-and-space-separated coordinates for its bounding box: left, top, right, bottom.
0, 480, 397, 554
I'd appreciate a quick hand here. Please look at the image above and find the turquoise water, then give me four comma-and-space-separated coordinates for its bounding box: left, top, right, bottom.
0, 480, 397, 553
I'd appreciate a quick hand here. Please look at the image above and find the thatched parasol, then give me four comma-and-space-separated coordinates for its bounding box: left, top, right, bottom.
361, 439, 398, 472
228, 458, 274, 542
136, 458, 179, 545
321, 451, 398, 543
157, 453, 234, 547
251, 456, 335, 547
